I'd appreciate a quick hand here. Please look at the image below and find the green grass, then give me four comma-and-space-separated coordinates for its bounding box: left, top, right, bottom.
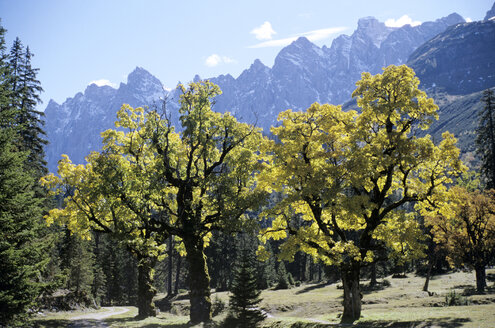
30, 269, 495, 327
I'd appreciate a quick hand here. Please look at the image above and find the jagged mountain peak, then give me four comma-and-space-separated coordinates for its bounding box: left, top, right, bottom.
84, 83, 116, 98
437, 13, 465, 25
127, 66, 161, 87
485, 1, 495, 20
274, 37, 323, 67
355, 16, 395, 48
250, 58, 269, 71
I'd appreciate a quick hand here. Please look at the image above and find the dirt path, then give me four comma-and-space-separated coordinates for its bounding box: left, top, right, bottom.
69, 307, 130, 327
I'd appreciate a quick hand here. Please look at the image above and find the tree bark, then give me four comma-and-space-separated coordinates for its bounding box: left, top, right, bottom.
423, 258, 434, 292
340, 263, 362, 324
174, 253, 182, 295
475, 263, 487, 293
167, 237, 173, 297
369, 261, 377, 287
184, 235, 212, 324
137, 255, 157, 318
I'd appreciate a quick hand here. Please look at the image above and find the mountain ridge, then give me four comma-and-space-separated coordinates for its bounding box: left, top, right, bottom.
45, 11, 488, 173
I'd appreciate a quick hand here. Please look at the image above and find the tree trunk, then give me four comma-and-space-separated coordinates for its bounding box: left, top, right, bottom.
475, 263, 487, 293
137, 255, 157, 318
184, 235, 212, 324
309, 258, 314, 282
340, 263, 362, 324
167, 237, 173, 297
369, 262, 377, 287
174, 254, 182, 295
423, 258, 434, 292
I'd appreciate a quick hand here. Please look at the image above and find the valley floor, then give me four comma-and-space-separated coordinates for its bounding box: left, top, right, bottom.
31, 269, 495, 327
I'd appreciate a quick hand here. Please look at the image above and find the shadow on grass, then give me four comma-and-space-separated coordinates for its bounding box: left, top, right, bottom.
104, 316, 195, 328
454, 283, 495, 296
360, 280, 391, 295
487, 273, 495, 282
31, 319, 111, 328
30, 319, 71, 328
295, 282, 331, 295
273, 317, 471, 328
353, 317, 471, 328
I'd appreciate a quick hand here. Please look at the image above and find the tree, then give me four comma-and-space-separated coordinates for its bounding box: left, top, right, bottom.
134, 81, 268, 323
275, 261, 291, 290
259, 65, 464, 323
41, 150, 167, 318
0, 23, 50, 325
42, 81, 268, 322
426, 186, 495, 293
227, 236, 265, 328
0, 127, 48, 325
476, 88, 495, 189
16, 46, 46, 176
0, 20, 13, 126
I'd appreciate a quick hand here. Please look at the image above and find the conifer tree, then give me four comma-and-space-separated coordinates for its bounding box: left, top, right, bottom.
227, 237, 265, 327
476, 88, 495, 188
275, 261, 290, 290
17, 46, 46, 176
0, 21, 50, 326
0, 128, 48, 325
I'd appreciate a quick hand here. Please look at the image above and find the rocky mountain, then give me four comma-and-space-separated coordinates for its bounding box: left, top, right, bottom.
45, 67, 165, 172
408, 20, 495, 95
208, 13, 464, 132
485, 2, 495, 20
406, 20, 495, 154
45, 9, 485, 173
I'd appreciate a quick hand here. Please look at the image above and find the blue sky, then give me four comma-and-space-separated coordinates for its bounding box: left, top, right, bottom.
0, 0, 492, 108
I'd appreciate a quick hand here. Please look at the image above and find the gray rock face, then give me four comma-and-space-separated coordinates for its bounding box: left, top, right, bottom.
44, 13, 466, 172
485, 2, 495, 20
45, 67, 165, 172
209, 14, 464, 132
408, 20, 495, 95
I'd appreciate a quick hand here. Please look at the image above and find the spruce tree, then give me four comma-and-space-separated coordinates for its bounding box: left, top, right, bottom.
227, 239, 265, 327
0, 128, 47, 325
275, 261, 290, 290
476, 88, 495, 188
0, 23, 52, 324
17, 45, 46, 176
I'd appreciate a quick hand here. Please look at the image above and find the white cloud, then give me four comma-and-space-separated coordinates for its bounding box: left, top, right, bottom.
88, 79, 117, 88
466, 17, 473, 22
302, 27, 348, 42
385, 15, 421, 27
205, 54, 237, 67
248, 26, 347, 49
251, 21, 276, 40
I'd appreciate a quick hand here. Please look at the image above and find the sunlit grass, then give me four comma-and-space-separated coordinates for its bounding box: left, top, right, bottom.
30, 269, 495, 327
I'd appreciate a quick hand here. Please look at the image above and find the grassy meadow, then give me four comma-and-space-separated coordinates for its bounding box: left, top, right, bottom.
31, 268, 495, 328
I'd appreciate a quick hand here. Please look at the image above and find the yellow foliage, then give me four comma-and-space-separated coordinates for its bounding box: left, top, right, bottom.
261, 65, 464, 268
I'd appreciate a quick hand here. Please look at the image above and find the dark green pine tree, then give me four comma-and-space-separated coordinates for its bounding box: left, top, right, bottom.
275, 261, 290, 290
0, 128, 48, 325
476, 88, 495, 189
0, 23, 52, 325
227, 239, 266, 328
7, 37, 47, 177
0, 21, 13, 127
16, 45, 47, 176
58, 230, 95, 306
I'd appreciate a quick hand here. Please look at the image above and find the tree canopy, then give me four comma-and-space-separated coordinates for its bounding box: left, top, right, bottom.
259, 65, 465, 323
